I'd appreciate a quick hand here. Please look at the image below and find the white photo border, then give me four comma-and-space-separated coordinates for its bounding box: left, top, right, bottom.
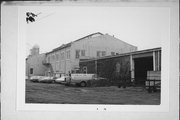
2, 1, 179, 120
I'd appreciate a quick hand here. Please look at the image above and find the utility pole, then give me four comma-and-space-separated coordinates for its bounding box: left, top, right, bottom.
95, 59, 97, 75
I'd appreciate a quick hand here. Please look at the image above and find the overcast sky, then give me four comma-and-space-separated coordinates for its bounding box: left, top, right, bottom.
24, 6, 170, 55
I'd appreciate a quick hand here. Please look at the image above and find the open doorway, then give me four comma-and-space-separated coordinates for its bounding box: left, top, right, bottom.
134, 56, 153, 86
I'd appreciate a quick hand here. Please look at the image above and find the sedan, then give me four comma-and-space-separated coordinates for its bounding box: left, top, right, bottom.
55, 76, 69, 84
38, 76, 55, 83
30, 76, 44, 82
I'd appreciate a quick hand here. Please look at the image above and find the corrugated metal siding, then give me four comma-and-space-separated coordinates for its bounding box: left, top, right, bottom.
80, 56, 131, 85
80, 48, 161, 86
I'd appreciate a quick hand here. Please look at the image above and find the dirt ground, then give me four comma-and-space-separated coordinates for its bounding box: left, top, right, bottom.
26, 80, 160, 105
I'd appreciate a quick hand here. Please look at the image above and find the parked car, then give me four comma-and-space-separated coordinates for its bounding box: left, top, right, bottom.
53, 73, 64, 79
38, 76, 54, 83
30, 76, 43, 82
55, 75, 69, 84
65, 74, 95, 87
65, 74, 108, 87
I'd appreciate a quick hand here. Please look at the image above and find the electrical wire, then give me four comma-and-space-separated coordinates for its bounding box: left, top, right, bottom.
35, 12, 55, 22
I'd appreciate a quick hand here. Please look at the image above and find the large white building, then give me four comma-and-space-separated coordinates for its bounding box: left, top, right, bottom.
43, 32, 137, 75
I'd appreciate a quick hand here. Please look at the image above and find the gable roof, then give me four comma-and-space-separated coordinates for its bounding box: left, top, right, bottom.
104, 34, 137, 48
45, 32, 137, 55
73, 32, 103, 43
46, 32, 103, 54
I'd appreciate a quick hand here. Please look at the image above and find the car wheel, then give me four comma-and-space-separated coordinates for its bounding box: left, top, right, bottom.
148, 87, 152, 93
80, 81, 87, 87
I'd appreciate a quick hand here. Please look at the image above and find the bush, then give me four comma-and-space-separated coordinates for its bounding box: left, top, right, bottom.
87, 79, 111, 87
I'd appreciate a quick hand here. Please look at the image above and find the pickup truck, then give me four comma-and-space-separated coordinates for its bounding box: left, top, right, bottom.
65, 74, 96, 87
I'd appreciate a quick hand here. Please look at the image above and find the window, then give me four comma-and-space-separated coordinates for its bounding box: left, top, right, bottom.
83, 66, 87, 74
66, 50, 70, 59
30, 68, 33, 74
97, 51, 106, 57
76, 49, 85, 59
97, 51, 101, 57
111, 52, 115, 56
55, 62, 59, 72
102, 51, 106, 56
81, 50, 85, 56
55, 53, 59, 61
50, 55, 52, 61
52, 54, 55, 61
47, 56, 50, 63
61, 52, 65, 60
75, 50, 80, 59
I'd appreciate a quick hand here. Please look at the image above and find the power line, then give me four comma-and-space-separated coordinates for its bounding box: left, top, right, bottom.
36, 12, 55, 22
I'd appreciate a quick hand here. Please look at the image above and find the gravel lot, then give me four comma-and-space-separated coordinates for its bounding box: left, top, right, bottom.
26, 80, 160, 105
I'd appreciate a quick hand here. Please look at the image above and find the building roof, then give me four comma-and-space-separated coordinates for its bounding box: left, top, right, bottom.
80, 47, 161, 63
46, 32, 104, 54
45, 32, 138, 55
104, 34, 137, 48
46, 42, 71, 55
73, 32, 103, 43
26, 53, 46, 60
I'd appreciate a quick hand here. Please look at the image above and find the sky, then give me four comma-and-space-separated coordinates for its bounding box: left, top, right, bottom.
24, 6, 170, 55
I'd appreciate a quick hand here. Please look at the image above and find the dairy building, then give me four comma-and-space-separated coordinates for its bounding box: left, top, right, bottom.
43, 32, 137, 75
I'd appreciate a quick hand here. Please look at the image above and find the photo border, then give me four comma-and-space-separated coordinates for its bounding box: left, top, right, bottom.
2, 1, 179, 120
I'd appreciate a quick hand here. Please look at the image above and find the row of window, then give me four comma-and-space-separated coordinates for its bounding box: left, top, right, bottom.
75, 50, 86, 59
75, 50, 114, 58
75, 50, 116, 58
48, 50, 118, 62
96, 51, 118, 57
97, 51, 106, 57
111, 52, 119, 56
47, 50, 70, 63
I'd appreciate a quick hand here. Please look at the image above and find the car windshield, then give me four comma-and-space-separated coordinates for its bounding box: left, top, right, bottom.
61, 76, 65, 78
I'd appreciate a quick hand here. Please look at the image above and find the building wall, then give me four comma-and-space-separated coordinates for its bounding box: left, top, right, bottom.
70, 34, 137, 71
46, 46, 72, 74
45, 33, 137, 74
80, 56, 131, 85
26, 53, 47, 76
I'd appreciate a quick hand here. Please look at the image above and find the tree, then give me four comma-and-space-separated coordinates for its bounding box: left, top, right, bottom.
26, 12, 38, 23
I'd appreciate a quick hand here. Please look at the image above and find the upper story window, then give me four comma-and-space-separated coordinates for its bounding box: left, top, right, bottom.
97, 51, 101, 57
55, 53, 59, 61
102, 51, 106, 57
61, 52, 65, 60
47, 56, 50, 63
111, 52, 115, 56
66, 50, 70, 59
81, 50, 85, 56
97, 51, 106, 57
75, 50, 80, 59
52, 54, 55, 61
75, 49, 86, 59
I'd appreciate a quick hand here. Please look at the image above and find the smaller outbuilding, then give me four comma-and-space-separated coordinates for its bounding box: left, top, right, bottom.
26, 53, 48, 77
79, 47, 161, 87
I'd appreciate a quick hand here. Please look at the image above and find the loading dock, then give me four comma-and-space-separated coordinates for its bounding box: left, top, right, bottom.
134, 56, 153, 86
79, 48, 161, 86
